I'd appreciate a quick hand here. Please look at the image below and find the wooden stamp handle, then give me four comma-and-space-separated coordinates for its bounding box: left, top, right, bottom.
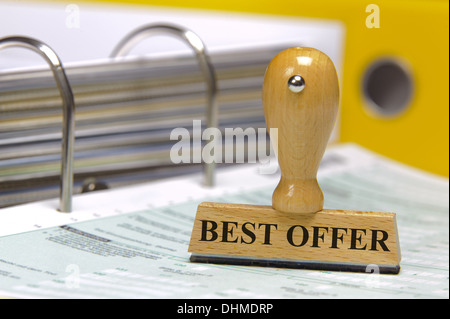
262, 47, 339, 213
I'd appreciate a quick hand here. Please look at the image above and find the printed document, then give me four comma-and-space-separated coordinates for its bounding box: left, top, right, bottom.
0, 144, 448, 298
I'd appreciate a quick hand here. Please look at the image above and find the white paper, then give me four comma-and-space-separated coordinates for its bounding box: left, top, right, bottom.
0, 1, 344, 72
0, 144, 448, 299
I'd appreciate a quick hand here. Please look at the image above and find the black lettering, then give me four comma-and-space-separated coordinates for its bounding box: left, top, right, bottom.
311, 226, 328, 248
200, 220, 218, 241
258, 223, 277, 245
350, 228, 367, 250
286, 225, 309, 247
370, 229, 390, 251
330, 227, 348, 249
241, 222, 256, 244
221, 221, 238, 243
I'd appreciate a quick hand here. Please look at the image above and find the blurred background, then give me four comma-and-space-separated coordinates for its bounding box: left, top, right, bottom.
0, 0, 448, 207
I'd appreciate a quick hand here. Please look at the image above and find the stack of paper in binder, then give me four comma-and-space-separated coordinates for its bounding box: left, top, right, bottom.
0, 47, 282, 207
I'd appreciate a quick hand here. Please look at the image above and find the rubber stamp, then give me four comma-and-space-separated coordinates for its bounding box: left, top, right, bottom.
188, 47, 401, 274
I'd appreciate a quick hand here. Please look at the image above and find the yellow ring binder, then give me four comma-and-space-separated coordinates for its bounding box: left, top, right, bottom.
110, 23, 219, 187
0, 36, 75, 213
94, 0, 448, 176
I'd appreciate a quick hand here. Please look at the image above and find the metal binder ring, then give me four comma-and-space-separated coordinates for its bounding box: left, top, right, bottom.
0, 36, 75, 212
110, 24, 218, 187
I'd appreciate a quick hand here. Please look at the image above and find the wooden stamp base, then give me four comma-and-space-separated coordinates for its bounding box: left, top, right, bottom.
188, 202, 401, 274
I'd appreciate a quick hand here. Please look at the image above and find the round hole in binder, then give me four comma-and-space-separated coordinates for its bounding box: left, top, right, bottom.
0, 36, 75, 213
362, 58, 414, 118
110, 23, 218, 187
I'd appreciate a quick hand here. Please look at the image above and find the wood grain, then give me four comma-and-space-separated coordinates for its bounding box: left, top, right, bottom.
188, 202, 401, 266
262, 47, 339, 213
188, 47, 400, 270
